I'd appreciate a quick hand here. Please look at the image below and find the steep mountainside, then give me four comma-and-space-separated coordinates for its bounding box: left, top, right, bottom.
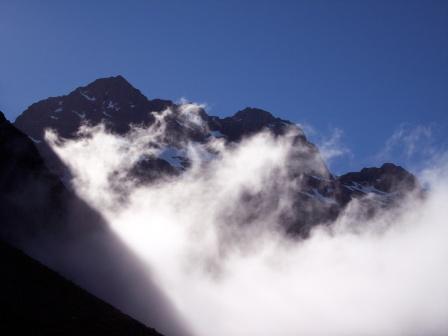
0, 111, 101, 244
1, 111, 192, 336
0, 241, 162, 336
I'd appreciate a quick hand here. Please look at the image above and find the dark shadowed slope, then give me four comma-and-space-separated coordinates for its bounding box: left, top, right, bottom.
0, 108, 114, 246
0, 241, 163, 336
1, 111, 193, 336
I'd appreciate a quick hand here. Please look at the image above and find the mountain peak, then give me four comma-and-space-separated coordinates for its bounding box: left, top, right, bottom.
233, 107, 276, 122
73, 75, 142, 100
339, 163, 418, 194
380, 162, 404, 172
14, 75, 162, 140
82, 75, 133, 89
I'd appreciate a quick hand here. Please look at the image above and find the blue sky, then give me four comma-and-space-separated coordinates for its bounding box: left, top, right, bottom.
1, 0, 447, 173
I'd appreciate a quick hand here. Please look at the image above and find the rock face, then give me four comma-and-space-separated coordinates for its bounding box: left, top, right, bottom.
0, 241, 162, 336
13, 76, 420, 234
339, 163, 418, 195
208, 107, 294, 142
0, 110, 99, 244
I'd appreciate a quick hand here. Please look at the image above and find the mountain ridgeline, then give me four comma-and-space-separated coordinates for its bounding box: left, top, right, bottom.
14, 75, 419, 234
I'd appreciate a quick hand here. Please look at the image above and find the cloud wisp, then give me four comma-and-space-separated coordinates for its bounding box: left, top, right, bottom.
376, 124, 435, 167
47, 104, 448, 336
296, 123, 352, 172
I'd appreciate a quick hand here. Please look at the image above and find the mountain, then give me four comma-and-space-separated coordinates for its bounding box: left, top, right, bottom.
14, 75, 292, 142
0, 241, 162, 336
13, 76, 419, 235
1, 77, 420, 334
14, 75, 172, 139
14, 76, 323, 172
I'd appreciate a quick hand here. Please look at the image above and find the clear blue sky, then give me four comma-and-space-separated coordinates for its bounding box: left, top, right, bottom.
1, 0, 447, 173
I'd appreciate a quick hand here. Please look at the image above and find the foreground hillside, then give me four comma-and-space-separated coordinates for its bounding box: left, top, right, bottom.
0, 241, 162, 336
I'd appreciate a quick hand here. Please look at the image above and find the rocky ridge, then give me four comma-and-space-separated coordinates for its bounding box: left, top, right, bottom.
13, 76, 419, 233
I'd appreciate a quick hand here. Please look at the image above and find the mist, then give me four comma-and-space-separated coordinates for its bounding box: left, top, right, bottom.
46, 104, 448, 336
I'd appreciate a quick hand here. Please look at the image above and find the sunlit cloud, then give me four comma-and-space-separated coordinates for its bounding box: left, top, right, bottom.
46, 104, 448, 336
296, 122, 352, 171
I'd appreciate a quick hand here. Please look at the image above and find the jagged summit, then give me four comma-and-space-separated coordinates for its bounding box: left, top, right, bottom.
85, 74, 131, 86
208, 107, 293, 142
233, 107, 278, 121
14, 76, 296, 145
71, 75, 148, 105
77, 74, 134, 90
14, 76, 173, 139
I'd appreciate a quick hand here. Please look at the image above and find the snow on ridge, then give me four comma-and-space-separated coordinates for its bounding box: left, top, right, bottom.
80, 91, 96, 101
106, 101, 115, 109
54, 107, 63, 113
159, 147, 187, 169
344, 181, 388, 195
301, 188, 337, 205
310, 174, 331, 182
50, 116, 59, 120
102, 110, 113, 118
73, 110, 86, 119
106, 100, 120, 111
210, 130, 225, 138
28, 136, 42, 144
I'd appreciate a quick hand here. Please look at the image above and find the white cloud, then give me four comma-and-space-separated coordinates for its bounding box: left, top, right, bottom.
296, 123, 352, 170
46, 105, 448, 336
317, 127, 351, 163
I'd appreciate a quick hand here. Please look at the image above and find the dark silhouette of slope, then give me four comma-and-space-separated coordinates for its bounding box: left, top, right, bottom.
0, 108, 111, 246
1, 111, 193, 336
0, 241, 163, 336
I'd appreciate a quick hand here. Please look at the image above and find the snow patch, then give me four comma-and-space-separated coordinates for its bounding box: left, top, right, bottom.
102, 110, 113, 118
344, 182, 388, 195
54, 107, 63, 113
310, 175, 331, 182
159, 147, 187, 169
28, 136, 42, 144
210, 130, 225, 138
302, 188, 337, 205
73, 110, 86, 119
80, 91, 96, 101
106, 100, 120, 111
50, 116, 59, 120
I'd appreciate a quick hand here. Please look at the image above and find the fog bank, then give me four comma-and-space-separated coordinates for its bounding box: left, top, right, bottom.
47, 104, 448, 336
